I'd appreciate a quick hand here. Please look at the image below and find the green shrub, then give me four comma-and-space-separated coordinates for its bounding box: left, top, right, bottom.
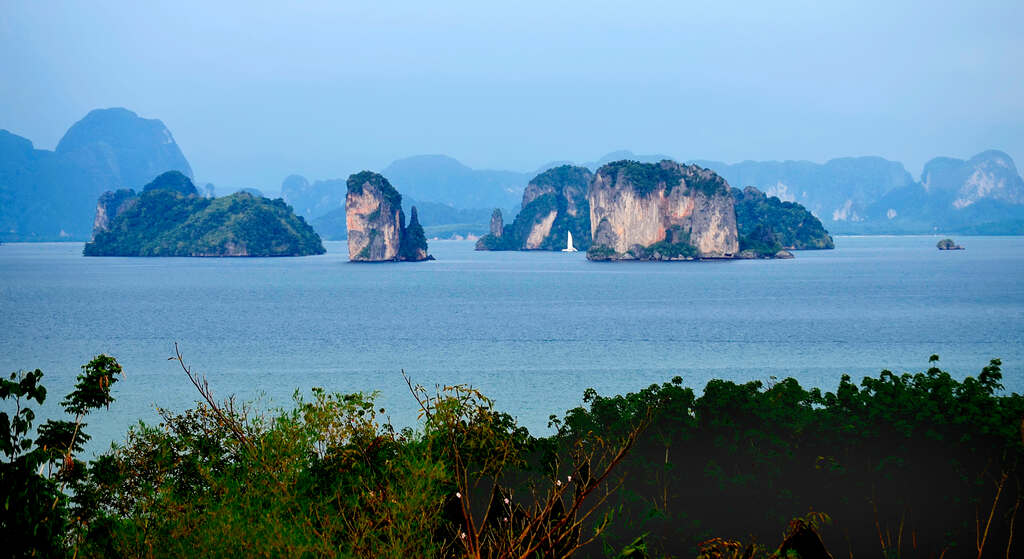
6, 352, 1023, 558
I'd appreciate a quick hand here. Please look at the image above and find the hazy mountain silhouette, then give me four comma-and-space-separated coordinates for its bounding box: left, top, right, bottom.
1, 108, 192, 240
4, 106, 1023, 240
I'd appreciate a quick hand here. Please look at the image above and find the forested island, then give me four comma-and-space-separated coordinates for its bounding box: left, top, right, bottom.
3, 353, 1021, 558
83, 171, 324, 257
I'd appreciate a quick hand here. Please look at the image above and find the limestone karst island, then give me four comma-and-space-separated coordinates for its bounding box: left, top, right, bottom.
344, 171, 432, 262
476, 160, 833, 260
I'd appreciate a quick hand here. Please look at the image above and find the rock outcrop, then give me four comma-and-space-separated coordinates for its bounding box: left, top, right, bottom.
92, 189, 138, 235
587, 160, 738, 261
936, 238, 964, 250
345, 171, 432, 262
475, 165, 592, 251
489, 209, 504, 237
399, 206, 433, 261
84, 172, 324, 257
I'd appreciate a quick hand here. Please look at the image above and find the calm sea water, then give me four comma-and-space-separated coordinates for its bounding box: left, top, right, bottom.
2, 237, 1023, 455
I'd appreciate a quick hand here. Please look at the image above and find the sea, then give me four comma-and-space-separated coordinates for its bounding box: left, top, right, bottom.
2, 236, 1023, 456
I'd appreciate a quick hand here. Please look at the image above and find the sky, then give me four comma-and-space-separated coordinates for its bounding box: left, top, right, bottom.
2, 0, 1022, 191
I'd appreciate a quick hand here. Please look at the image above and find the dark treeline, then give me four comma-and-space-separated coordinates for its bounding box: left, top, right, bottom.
2, 351, 1022, 558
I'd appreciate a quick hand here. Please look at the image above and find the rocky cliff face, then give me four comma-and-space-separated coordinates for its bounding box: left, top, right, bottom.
588, 160, 738, 260
475, 165, 592, 251
346, 171, 431, 262
489, 209, 504, 237
92, 188, 137, 236
921, 150, 1024, 208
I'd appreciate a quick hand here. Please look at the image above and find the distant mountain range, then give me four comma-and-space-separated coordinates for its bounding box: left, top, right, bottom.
692, 151, 1024, 234
1, 108, 192, 240
281, 155, 526, 239
3, 108, 1023, 240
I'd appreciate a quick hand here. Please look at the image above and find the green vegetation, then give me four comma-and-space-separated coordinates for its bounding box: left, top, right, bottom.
633, 239, 698, 260
733, 187, 834, 250
585, 244, 617, 261
543, 198, 591, 251
84, 174, 324, 257
1, 355, 123, 557
738, 223, 784, 257
531, 165, 592, 192
509, 193, 558, 247
356, 228, 379, 260
477, 165, 592, 251
399, 206, 431, 260
599, 160, 683, 197
475, 232, 515, 250
598, 161, 729, 198
140, 171, 197, 196
4, 354, 1022, 557
347, 171, 403, 210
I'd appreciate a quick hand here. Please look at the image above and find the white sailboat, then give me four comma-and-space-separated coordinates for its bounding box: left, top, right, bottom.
561, 230, 578, 252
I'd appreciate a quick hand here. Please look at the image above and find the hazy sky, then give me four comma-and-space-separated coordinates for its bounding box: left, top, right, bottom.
2, 0, 1022, 191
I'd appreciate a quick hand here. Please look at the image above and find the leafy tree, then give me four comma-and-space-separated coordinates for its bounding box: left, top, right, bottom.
1, 355, 122, 558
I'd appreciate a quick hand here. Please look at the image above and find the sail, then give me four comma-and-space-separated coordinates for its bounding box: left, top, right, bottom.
562, 230, 577, 252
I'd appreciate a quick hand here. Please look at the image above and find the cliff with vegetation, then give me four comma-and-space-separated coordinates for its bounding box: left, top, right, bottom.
587, 160, 738, 260
733, 186, 834, 257
345, 171, 432, 262
83, 171, 324, 257
476, 165, 593, 251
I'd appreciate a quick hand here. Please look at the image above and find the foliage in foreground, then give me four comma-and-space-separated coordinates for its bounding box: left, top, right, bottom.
2, 352, 1023, 558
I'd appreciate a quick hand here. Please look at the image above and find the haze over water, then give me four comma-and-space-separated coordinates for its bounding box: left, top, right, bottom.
2, 236, 1023, 455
